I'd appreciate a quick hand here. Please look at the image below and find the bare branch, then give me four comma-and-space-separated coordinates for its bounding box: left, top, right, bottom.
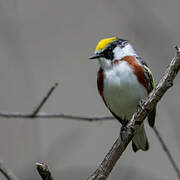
0, 112, 113, 120
87, 47, 180, 180
0, 49, 179, 179
1, 116, 178, 179
36, 162, 54, 180
31, 83, 58, 117
0, 160, 19, 180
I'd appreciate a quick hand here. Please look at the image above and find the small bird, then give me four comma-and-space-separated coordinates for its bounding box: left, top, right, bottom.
89, 37, 156, 152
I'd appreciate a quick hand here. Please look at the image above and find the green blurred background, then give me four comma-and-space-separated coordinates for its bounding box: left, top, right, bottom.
0, 0, 179, 179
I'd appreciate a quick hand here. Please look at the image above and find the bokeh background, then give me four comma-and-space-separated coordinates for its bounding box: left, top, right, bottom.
0, 0, 180, 179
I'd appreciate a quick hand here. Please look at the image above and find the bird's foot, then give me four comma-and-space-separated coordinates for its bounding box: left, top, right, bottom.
120, 122, 128, 141
138, 99, 146, 109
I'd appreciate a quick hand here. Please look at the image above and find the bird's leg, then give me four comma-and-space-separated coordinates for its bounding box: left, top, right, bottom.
138, 99, 145, 109
138, 98, 150, 114
120, 120, 128, 141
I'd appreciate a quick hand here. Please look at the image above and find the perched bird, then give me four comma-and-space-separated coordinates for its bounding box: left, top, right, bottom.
89, 37, 156, 152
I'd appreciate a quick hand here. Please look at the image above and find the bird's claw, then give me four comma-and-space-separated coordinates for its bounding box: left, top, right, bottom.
138, 99, 145, 109
120, 125, 127, 141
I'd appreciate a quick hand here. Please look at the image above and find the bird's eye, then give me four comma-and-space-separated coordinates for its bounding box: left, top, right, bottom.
107, 47, 112, 51
102, 47, 114, 60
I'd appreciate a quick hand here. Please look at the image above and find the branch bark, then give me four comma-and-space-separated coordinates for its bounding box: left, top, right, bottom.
0, 160, 19, 180
87, 47, 180, 180
36, 162, 54, 180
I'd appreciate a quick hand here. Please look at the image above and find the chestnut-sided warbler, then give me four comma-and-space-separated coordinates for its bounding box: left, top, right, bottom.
89, 37, 156, 152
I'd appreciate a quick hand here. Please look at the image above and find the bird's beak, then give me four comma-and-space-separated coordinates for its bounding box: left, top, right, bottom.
88, 53, 102, 60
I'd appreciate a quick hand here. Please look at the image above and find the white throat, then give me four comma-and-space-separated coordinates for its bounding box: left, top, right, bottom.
98, 44, 138, 70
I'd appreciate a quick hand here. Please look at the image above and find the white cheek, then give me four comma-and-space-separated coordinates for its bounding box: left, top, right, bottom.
113, 46, 125, 59
98, 57, 112, 70
113, 44, 137, 59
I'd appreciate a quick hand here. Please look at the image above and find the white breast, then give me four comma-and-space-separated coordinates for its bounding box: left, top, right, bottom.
103, 61, 147, 121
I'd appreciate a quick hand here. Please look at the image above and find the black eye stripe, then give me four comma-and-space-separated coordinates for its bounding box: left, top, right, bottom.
101, 47, 114, 60
100, 38, 128, 60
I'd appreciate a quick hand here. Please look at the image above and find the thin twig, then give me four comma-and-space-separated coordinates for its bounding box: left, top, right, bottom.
87, 47, 180, 180
0, 51, 179, 179
31, 83, 58, 117
0, 87, 179, 178
0, 160, 19, 180
36, 162, 54, 180
0, 118, 178, 180
153, 126, 180, 179
1, 114, 179, 178
0, 112, 113, 120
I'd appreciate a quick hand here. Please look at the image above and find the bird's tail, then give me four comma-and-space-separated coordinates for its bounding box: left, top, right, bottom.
132, 124, 149, 152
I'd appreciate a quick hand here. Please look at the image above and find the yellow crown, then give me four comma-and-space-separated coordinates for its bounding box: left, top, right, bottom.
95, 37, 117, 52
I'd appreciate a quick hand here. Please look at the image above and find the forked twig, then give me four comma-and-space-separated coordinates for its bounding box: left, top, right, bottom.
31, 82, 58, 117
